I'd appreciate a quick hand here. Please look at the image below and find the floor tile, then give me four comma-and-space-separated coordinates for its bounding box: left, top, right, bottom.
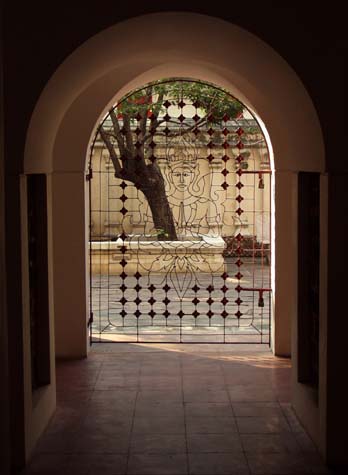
56, 390, 92, 404
188, 452, 249, 475
57, 380, 97, 391
141, 367, 181, 376
140, 376, 182, 389
127, 453, 188, 474
133, 415, 185, 434
228, 385, 277, 402
246, 452, 311, 474
293, 431, 319, 453
241, 433, 302, 453
187, 433, 243, 453
42, 414, 82, 436
184, 389, 230, 403
67, 454, 127, 474
95, 376, 139, 390
70, 432, 130, 453
86, 401, 135, 418
80, 417, 133, 435
275, 387, 292, 403
184, 403, 233, 418
91, 389, 137, 403
236, 416, 291, 434
280, 403, 307, 433
130, 434, 186, 453
186, 416, 238, 434
137, 389, 183, 403
183, 383, 226, 392
23, 454, 72, 474
35, 432, 79, 454
135, 401, 184, 418
223, 372, 273, 386
183, 376, 225, 384
232, 402, 282, 417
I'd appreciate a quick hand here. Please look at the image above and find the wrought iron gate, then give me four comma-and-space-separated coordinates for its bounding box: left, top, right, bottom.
88, 79, 271, 344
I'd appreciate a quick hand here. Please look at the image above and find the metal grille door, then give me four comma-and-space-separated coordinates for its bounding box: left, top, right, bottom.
88, 79, 271, 343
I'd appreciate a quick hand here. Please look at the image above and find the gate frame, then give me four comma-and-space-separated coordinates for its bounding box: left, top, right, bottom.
88, 78, 273, 345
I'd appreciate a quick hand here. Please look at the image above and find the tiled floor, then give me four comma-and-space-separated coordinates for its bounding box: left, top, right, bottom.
23, 344, 330, 474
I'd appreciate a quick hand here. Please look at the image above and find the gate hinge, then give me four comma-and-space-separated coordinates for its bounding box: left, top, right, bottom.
86, 167, 93, 181
88, 312, 94, 327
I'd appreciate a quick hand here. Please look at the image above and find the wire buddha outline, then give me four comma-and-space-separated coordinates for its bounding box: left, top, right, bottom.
129, 133, 225, 297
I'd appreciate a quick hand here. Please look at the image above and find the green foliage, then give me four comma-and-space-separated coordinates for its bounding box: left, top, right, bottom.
116, 79, 244, 122
151, 228, 169, 239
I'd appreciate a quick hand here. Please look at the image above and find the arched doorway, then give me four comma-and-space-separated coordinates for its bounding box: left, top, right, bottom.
23, 12, 324, 360
88, 78, 272, 344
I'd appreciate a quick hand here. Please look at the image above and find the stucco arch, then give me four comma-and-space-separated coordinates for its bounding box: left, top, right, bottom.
23, 12, 325, 357
25, 12, 324, 174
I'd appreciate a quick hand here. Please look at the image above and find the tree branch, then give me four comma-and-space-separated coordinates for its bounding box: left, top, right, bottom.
151, 90, 164, 120
109, 108, 127, 157
139, 86, 153, 139
122, 113, 136, 157
139, 90, 165, 145
99, 127, 122, 177
142, 118, 167, 144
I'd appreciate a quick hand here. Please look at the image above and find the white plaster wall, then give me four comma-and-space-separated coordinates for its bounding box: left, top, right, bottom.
49, 172, 89, 358
25, 13, 324, 175
272, 171, 298, 356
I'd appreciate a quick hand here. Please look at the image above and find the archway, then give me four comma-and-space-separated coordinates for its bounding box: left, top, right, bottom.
24, 12, 325, 360
88, 78, 272, 344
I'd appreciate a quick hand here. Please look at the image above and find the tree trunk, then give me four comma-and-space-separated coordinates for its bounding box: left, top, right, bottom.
100, 110, 178, 240
140, 177, 177, 241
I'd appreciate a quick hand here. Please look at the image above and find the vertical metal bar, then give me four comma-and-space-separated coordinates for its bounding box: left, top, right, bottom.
223, 305, 226, 343
136, 309, 139, 343
250, 165, 255, 337
107, 147, 111, 338
88, 155, 93, 346
268, 172, 272, 346
98, 146, 102, 342
259, 168, 263, 343
180, 306, 182, 344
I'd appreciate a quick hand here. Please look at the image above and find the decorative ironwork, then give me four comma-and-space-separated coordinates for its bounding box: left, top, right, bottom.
88, 79, 271, 343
